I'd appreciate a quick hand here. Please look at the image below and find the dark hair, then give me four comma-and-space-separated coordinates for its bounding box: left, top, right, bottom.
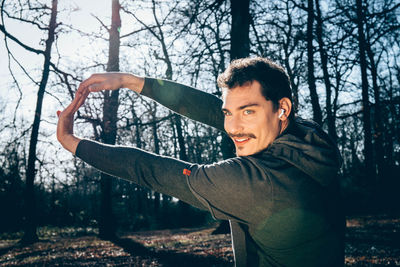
217, 57, 294, 119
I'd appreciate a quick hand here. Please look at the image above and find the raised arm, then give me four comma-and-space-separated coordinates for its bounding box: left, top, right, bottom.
77, 73, 225, 131
56, 84, 208, 210
57, 76, 274, 223
141, 78, 224, 131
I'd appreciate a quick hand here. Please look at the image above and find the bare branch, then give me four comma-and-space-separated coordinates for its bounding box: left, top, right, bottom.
120, 6, 161, 42
0, 24, 44, 54
367, 3, 400, 18
120, 25, 158, 38
124, 113, 176, 128
91, 13, 110, 33
1, 8, 48, 30
61, 23, 108, 41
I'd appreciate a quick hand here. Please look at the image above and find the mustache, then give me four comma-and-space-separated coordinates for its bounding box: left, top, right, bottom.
228, 133, 256, 139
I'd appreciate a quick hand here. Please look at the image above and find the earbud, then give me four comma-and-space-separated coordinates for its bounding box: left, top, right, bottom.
278, 109, 285, 119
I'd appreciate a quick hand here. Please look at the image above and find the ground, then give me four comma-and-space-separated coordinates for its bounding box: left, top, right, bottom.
345, 215, 400, 266
0, 215, 399, 266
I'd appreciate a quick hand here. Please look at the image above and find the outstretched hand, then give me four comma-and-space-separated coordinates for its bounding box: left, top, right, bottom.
57, 72, 144, 154
77, 72, 144, 93
56, 84, 90, 154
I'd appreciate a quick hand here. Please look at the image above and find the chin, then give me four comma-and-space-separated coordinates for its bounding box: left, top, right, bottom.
236, 149, 253, 157
236, 146, 266, 157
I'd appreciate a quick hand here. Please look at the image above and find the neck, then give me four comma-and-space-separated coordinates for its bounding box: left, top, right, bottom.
279, 119, 290, 135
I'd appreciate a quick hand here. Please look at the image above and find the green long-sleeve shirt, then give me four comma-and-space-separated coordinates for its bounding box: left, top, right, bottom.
75, 78, 344, 266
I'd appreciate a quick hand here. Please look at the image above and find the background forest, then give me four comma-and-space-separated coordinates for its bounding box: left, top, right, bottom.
0, 0, 399, 249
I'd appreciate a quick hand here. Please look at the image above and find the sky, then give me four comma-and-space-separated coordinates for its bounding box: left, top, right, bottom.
0, 2, 106, 184
0, 0, 148, 124
0, 1, 106, 109
0, 0, 377, 149
0, 0, 151, 187
0, 0, 150, 180
0, 0, 188, 190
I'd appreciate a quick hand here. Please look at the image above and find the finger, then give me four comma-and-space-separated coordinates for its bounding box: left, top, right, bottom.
75, 89, 90, 108
76, 83, 92, 100
63, 88, 90, 116
57, 110, 61, 117
78, 74, 106, 92
70, 89, 90, 113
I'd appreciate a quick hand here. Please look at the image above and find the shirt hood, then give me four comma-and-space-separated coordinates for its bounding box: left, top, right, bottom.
266, 118, 342, 187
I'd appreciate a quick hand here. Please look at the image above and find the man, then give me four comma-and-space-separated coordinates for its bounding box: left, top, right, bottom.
57, 57, 344, 266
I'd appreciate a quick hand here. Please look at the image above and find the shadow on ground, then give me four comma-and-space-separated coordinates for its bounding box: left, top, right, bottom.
111, 236, 231, 267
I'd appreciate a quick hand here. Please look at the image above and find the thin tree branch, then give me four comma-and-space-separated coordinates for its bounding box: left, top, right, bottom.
91, 13, 110, 33
0, 24, 44, 54
1, 8, 48, 30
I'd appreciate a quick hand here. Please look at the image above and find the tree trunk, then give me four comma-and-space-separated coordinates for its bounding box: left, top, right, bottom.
148, 0, 192, 226
386, 65, 396, 165
356, 0, 375, 183
222, 0, 252, 161
133, 117, 145, 216
315, 0, 336, 141
21, 0, 58, 245
173, 114, 193, 226
150, 103, 161, 223
281, 1, 299, 116
365, 37, 384, 185
307, 0, 323, 126
99, 0, 121, 239
230, 0, 250, 59
214, 0, 252, 235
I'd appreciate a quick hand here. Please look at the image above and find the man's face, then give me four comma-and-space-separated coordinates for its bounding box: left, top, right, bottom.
222, 81, 281, 156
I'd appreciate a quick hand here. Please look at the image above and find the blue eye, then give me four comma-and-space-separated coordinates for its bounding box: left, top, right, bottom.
244, 110, 254, 115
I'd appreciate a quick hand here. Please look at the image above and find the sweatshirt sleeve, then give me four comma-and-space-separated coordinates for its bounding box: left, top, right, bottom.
75, 139, 273, 224
141, 77, 225, 132
186, 157, 273, 224
75, 139, 208, 211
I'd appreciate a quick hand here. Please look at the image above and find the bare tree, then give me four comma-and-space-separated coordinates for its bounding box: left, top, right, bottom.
0, 0, 59, 244
250, 0, 307, 115
307, 0, 323, 125
363, 0, 400, 184
98, 0, 122, 239
356, 0, 374, 182
315, 0, 337, 141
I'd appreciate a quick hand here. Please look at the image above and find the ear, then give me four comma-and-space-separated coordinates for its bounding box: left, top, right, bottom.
278, 97, 292, 121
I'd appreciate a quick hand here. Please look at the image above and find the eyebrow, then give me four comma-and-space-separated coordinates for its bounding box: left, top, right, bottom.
222, 103, 260, 113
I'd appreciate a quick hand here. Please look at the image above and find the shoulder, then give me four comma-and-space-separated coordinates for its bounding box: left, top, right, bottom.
264, 117, 342, 187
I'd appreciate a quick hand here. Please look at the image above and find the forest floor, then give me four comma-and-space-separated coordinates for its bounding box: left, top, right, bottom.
0, 214, 399, 266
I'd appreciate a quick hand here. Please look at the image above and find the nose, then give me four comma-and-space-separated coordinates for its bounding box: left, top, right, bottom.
224, 115, 244, 135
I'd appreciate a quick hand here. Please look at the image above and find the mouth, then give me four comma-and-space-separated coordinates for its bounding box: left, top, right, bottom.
233, 137, 251, 146
229, 132, 256, 147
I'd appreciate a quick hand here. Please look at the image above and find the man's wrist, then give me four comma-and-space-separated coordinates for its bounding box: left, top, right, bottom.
123, 73, 145, 94
59, 134, 81, 155
57, 114, 81, 155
